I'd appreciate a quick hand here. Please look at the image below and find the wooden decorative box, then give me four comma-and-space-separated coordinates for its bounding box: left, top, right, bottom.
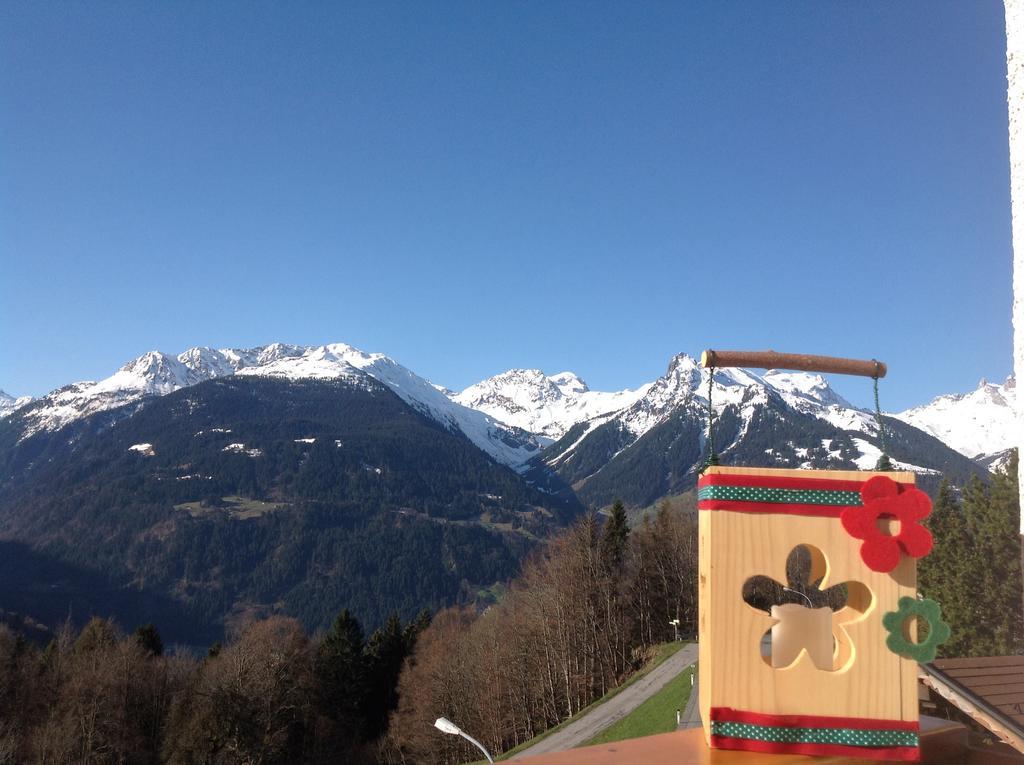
697, 466, 925, 761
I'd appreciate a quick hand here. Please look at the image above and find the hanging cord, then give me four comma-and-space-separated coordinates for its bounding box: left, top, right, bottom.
704, 364, 719, 469
872, 361, 893, 471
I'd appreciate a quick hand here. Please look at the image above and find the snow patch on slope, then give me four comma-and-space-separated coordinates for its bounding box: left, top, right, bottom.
850, 438, 939, 475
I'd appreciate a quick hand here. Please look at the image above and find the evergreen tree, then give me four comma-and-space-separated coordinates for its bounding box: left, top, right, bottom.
971, 453, 1023, 655
919, 481, 972, 656
600, 499, 629, 570
133, 623, 164, 657
404, 608, 432, 645
364, 613, 407, 739
315, 609, 368, 740
920, 456, 1023, 657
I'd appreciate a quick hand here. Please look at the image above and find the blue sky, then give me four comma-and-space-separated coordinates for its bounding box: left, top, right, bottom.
0, 1, 1013, 410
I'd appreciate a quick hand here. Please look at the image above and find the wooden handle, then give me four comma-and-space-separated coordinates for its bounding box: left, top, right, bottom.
700, 350, 886, 379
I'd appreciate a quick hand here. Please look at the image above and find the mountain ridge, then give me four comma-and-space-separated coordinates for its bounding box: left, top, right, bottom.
4, 343, 543, 469
3, 344, 1012, 479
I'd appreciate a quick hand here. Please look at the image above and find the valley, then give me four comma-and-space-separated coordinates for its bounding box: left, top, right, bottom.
0, 341, 1013, 646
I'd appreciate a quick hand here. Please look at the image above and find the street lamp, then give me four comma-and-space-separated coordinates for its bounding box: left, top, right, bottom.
434, 717, 494, 764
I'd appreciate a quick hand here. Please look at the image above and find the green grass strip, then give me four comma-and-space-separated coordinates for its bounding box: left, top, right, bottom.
582, 662, 696, 746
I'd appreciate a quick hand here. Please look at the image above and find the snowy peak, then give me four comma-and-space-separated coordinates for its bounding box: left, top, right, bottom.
666, 352, 703, 380
0, 390, 32, 419
761, 370, 853, 409
234, 344, 366, 382
548, 371, 589, 397
457, 369, 571, 414
454, 368, 648, 442
631, 356, 854, 428
177, 346, 244, 378
894, 375, 1017, 460
613, 353, 703, 438
653, 352, 763, 403
15, 347, 241, 436
613, 354, 772, 439
106, 351, 204, 395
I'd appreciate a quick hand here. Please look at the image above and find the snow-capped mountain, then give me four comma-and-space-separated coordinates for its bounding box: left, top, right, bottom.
457, 354, 1015, 481
894, 376, 1017, 465
0, 390, 32, 419
5, 343, 1011, 490
454, 369, 649, 442
7, 344, 541, 468
462, 354, 888, 469
517, 353, 985, 508
538, 353, 900, 469
612, 354, 779, 441
10, 346, 276, 439
235, 344, 542, 466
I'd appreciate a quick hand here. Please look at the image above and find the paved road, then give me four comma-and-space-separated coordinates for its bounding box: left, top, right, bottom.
512, 643, 698, 759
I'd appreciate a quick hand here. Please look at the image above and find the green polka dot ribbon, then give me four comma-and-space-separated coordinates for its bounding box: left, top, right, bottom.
710, 720, 919, 748
697, 485, 862, 506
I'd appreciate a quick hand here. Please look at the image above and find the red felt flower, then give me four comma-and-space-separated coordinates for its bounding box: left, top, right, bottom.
841, 476, 933, 573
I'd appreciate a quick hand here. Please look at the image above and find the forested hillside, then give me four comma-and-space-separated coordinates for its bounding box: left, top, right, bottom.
0, 376, 581, 644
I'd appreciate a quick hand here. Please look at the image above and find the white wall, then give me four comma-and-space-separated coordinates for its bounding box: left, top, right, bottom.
1005, 0, 1024, 528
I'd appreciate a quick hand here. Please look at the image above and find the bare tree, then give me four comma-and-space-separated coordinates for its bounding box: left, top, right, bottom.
164, 617, 314, 765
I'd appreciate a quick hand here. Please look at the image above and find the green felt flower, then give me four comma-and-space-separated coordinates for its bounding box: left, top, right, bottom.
882, 597, 951, 663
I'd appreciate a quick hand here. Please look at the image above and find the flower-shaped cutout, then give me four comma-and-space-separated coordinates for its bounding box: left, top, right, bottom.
841, 476, 933, 572
882, 597, 951, 663
743, 544, 872, 672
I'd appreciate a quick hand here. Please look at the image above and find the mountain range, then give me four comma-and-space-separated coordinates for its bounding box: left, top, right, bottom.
3, 342, 1012, 472
0, 342, 1012, 643
1, 344, 544, 467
